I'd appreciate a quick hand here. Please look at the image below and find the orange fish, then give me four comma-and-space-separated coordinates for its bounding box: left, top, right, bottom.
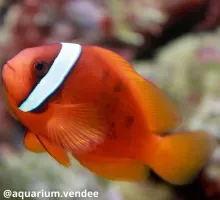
1, 43, 215, 185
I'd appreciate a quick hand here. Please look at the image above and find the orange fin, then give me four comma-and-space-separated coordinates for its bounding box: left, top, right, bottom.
140, 77, 181, 133
36, 135, 70, 167
149, 131, 215, 185
93, 46, 180, 134
74, 154, 148, 182
24, 131, 70, 167
46, 103, 107, 153
125, 72, 181, 133
24, 130, 46, 153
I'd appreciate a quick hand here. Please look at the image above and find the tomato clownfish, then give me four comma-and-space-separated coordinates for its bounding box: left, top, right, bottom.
1, 43, 215, 185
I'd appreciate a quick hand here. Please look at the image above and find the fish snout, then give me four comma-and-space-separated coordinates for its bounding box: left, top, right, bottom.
2, 63, 13, 73
5, 61, 16, 72
1, 63, 16, 86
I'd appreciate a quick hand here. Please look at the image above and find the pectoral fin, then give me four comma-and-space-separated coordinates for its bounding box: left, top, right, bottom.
47, 103, 108, 153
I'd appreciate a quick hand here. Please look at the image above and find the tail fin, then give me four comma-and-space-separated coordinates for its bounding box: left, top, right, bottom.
149, 131, 215, 185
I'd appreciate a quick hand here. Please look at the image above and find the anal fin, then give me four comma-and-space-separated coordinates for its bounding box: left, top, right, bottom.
74, 154, 148, 182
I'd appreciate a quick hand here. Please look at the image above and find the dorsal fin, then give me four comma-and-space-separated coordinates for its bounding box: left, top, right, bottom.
93, 46, 181, 134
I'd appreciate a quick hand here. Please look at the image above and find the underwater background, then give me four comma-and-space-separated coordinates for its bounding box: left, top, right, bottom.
0, 0, 220, 199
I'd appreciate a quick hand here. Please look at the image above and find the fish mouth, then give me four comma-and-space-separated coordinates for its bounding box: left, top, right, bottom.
1, 63, 15, 80
2, 63, 15, 80
1, 63, 16, 92
5, 63, 16, 73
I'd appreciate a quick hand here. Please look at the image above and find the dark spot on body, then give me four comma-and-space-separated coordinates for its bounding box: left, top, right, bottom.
108, 122, 117, 140
114, 85, 121, 92
105, 104, 113, 114
105, 103, 111, 109
114, 81, 122, 92
102, 70, 110, 81
104, 101, 117, 114
124, 115, 134, 128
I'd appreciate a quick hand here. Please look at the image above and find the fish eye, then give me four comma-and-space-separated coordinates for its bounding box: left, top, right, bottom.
34, 61, 49, 77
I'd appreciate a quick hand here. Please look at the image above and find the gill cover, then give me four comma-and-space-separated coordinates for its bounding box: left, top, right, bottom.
19, 43, 82, 112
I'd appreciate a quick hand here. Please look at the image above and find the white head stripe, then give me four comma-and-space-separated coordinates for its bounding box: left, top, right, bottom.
19, 43, 82, 112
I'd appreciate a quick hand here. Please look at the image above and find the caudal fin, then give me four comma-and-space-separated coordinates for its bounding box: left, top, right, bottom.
149, 131, 215, 185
